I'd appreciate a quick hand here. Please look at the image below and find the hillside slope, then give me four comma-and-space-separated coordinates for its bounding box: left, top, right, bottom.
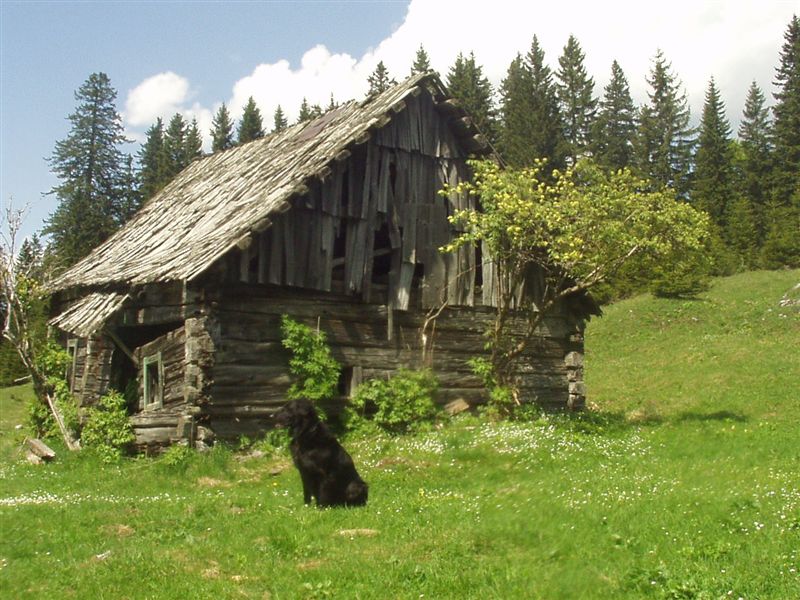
585, 270, 800, 422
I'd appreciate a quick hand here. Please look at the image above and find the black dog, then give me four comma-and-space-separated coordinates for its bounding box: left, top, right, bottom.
273, 399, 368, 507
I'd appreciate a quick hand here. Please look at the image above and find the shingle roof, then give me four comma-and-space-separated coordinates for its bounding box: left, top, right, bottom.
50, 73, 487, 292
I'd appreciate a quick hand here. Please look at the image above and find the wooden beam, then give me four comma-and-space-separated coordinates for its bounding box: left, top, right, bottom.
103, 328, 139, 367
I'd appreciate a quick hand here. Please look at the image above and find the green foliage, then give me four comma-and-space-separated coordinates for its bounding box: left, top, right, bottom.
367, 60, 396, 95
137, 117, 169, 201
44, 72, 131, 266
272, 105, 288, 133
160, 443, 194, 467
692, 78, 735, 226
771, 15, 800, 206
163, 113, 189, 179
468, 357, 516, 419
555, 35, 597, 164
410, 44, 433, 75
280, 315, 341, 412
444, 159, 710, 388
237, 96, 265, 143
499, 37, 565, 171
81, 389, 135, 463
346, 369, 439, 433
446, 52, 497, 144
592, 60, 636, 172
635, 50, 695, 197
184, 118, 203, 164
297, 97, 322, 124
211, 103, 235, 152
760, 198, 800, 268
28, 342, 79, 439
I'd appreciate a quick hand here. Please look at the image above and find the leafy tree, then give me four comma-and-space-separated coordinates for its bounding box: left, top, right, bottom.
237, 96, 265, 144
137, 117, 168, 201
635, 50, 695, 197
592, 60, 636, 172
555, 35, 597, 164
446, 51, 497, 144
771, 14, 800, 206
443, 159, 709, 401
737, 81, 772, 242
211, 103, 235, 152
273, 104, 288, 132
44, 72, 130, 266
367, 60, 396, 95
411, 44, 433, 75
692, 77, 735, 226
184, 118, 203, 165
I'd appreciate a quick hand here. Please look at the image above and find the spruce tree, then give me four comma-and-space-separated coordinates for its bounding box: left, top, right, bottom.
592, 60, 636, 171
367, 61, 396, 95
555, 35, 597, 164
762, 15, 800, 268
163, 113, 188, 179
446, 52, 497, 144
326, 94, 338, 112
237, 97, 265, 144
523, 36, 565, 171
137, 117, 168, 201
635, 50, 695, 196
692, 77, 734, 226
297, 98, 313, 123
44, 72, 130, 266
273, 105, 288, 132
737, 81, 772, 242
499, 54, 534, 167
184, 118, 203, 164
211, 103, 234, 152
411, 44, 433, 75
771, 15, 800, 205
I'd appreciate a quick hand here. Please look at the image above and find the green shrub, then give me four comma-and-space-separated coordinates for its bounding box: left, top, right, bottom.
280, 315, 341, 417
160, 443, 194, 467
81, 390, 135, 463
346, 369, 439, 433
468, 356, 517, 419
28, 342, 79, 439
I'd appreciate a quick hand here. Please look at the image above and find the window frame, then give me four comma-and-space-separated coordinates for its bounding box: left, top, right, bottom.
142, 352, 164, 410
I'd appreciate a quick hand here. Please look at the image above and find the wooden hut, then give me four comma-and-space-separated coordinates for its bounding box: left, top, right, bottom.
48, 73, 595, 448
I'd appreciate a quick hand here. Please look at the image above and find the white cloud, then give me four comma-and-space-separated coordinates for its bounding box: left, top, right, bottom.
124, 72, 191, 127
124, 0, 797, 149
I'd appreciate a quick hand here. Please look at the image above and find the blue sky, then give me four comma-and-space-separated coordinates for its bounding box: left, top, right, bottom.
2, 0, 798, 243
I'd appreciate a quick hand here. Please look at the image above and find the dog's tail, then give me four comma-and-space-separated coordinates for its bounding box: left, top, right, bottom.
345, 480, 368, 506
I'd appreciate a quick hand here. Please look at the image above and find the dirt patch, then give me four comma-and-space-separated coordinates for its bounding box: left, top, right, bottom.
337, 528, 379, 538
297, 559, 325, 571
196, 477, 233, 488
100, 524, 135, 538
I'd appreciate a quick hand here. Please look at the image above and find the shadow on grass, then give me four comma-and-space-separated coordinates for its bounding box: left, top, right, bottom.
674, 410, 748, 423
540, 407, 749, 435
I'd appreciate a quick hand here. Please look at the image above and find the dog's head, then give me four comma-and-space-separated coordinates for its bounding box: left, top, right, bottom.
273, 399, 320, 435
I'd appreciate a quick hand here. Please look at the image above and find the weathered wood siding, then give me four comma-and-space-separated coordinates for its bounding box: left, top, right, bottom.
204, 284, 585, 439
227, 91, 485, 313
130, 326, 189, 445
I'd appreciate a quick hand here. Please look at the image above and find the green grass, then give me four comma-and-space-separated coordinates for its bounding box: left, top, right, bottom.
1, 271, 799, 599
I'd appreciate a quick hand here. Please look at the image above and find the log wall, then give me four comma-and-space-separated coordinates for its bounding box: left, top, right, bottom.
204, 284, 586, 440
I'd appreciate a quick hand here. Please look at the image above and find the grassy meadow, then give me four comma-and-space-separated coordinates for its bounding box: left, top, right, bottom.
0, 270, 798, 599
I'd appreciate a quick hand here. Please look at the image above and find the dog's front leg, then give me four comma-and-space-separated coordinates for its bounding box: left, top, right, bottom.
300, 471, 315, 505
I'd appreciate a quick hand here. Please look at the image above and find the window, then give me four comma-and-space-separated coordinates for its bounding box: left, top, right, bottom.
66, 339, 79, 392
142, 352, 164, 409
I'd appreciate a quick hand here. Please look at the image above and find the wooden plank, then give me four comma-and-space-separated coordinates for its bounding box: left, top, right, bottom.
258, 230, 270, 284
